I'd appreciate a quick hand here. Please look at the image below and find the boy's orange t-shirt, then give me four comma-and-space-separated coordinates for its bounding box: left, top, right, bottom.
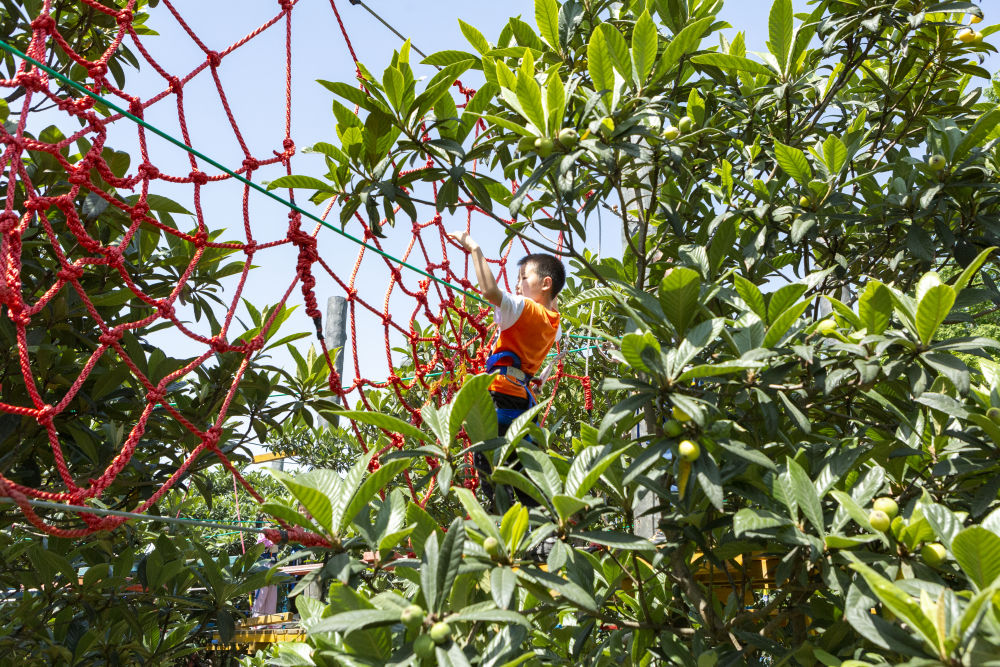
489, 294, 561, 400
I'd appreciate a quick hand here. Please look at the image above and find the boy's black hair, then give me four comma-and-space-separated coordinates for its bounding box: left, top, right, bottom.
518, 253, 565, 296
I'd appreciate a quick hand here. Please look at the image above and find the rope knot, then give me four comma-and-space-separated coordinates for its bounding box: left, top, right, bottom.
189, 169, 209, 185
193, 229, 209, 246
245, 335, 265, 352
156, 301, 174, 319
146, 387, 165, 404
206, 50, 222, 68
242, 157, 260, 172
210, 335, 229, 353
16, 71, 44, 92
30, 14, 56, 33
243, 239, 258, 254
105, 248, 124, 268
116, 8, 133, 24
282, 138, 295, 153
9, 308, 30, 326
24, 198, 48, 213
98, 329, 122, 346
367, 457, 380, 472
138, 162, 159, 179
202, 426, 222, 449
35, 404, 54, 423
0, 211, 19, 233
389, 433, 405, 449
131, 200, 150, 218
68, 167, 90, 186
88, 63, 108, 79
57, 264, 85, 282
168, 76, 183, 94
129, 98, 145, 116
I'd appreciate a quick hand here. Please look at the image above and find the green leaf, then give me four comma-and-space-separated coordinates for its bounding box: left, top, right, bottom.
763, 300, 809, 348
823, 296, 863, 330
515, 69, 546, 134
588, 28, 615, 100
767, 0, 793, 75
915, 284, 956, 345
270, 469, 338, 536
564, 444, 620, 498
655, 18, 713, 81
453, 487, 502, 542
517, 448, 562, 498
787, 457, 825, 537
341, 459, 408, 533
767, 283, 808, 325
517, 568, 598, 612
677, 362, 761, 382
266, 175, 335, 192
406, 502, 444, 557
822, 135, 848, 175
551, 494, 589, 522
449, 606, 531, 627
447, 373, 497, 444
774, 141, 813, 185
952, 246, 995, 295
460, 19, 491, 54
954, 107, 1000, 163
858, 281, 892, 335
596, 23, 631, 83
307, 609, 401, 635
535, 0, 560, 50
951, 527, 1000, 590
849, 561, 942, 653
733, 508, 794, 536
734, 275, 767, 320
331, 410, 431, 444
631, 11, 657, 84
544, 69, 566, 136
690, 53, 776, 79
659, 267, 700, 334
572, 531, 654, 552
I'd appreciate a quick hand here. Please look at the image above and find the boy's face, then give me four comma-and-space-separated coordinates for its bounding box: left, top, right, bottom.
516, 261, 551, 303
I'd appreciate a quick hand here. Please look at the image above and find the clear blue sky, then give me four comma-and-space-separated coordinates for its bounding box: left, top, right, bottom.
72, 1, 992, 401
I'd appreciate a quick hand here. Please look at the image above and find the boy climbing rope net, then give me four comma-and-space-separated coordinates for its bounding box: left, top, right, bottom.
448, 231, 565, 509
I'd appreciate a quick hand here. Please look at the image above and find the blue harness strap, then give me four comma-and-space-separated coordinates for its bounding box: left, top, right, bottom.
486, 350, 536, 408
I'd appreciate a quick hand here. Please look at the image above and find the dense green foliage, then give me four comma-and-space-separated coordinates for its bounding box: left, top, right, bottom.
260, 0, 1000, 665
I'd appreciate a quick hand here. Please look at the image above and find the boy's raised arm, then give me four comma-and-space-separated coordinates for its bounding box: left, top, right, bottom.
448, 231, 502, 306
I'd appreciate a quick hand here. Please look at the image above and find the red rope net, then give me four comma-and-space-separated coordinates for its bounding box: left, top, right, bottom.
0, 0, 587, 541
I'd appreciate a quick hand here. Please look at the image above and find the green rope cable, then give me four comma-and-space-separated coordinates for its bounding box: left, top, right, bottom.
0, 497, 274, 534
0, 39, 488, 306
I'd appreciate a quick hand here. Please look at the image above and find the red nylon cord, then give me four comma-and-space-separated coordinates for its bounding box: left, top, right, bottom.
0, 1, 590, 543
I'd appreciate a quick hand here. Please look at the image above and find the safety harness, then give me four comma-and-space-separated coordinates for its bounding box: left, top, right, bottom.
486, 350, 536, 427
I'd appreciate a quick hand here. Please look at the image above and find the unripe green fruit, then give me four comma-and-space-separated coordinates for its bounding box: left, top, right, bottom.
662, 125, 680, 140
517, 136, 536, 153
799, 195, 811, 208
816, 319, 837, 335
921, 542, 947, 567
987, 407, 1000, 424
534, 137, 554, 158
928, 154, 947, 171
558, 127, 579, 148
673, 406, 691, 422
678, 116, 694, 133
678, 440, 701, 462
663, 419, 684, 437
400, 604, 425, 629
414, 633, 436, 659
483, 536, 501, 559
873, 497, 899, 519
869, 509, 891, 532
890, 515, 906, 539
429, 621, 452, 645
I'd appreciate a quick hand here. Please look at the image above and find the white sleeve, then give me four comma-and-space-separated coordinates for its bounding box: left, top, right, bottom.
495, 291, 526, 330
